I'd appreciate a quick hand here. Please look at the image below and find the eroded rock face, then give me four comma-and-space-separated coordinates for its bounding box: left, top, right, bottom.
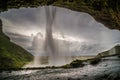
0, 0, 120, 30
0, 19, 2, 33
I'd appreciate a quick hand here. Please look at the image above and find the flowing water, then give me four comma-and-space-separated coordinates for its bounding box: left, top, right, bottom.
0, 57, 120, 80
0, 6, 120, 67
44, 6, 71, 66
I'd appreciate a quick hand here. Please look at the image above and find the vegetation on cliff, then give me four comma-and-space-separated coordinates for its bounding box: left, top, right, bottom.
0, 20, 33, 69
62, 45, 120, 68
0, 0, 120, 69
96, 45, 120, 58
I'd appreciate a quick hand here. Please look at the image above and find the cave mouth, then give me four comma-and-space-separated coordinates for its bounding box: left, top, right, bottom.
0, 6, 120, 67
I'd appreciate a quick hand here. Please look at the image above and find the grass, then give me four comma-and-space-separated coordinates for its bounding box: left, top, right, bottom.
0, 20, 33, 69
65, 59, 84, 68
0, 58, 101, 71
0, 0, 120, 70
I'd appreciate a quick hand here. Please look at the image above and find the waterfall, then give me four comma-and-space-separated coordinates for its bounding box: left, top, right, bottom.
44, 6, 71, 66
25, 6, 72, 67
1, 6, 120, 68
44, 6, 58, 65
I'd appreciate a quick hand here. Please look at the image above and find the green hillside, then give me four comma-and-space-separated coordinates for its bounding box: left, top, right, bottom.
96, 45, 120, 58
0, 0, 119, 69
0, 20, 33, 69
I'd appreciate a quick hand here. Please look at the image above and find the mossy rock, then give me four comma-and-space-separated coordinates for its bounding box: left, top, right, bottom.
118, 55, 120, 58
89, 58, 101, 65
69, 59, 84, 68
61, 59, 84, 68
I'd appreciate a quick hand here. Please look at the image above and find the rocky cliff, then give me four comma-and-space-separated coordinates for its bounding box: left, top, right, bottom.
0, 0, 120, 30
0, 19, 33, 69
96, 45, 120, 58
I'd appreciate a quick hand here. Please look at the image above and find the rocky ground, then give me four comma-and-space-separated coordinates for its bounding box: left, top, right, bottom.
0, 56, 120, 80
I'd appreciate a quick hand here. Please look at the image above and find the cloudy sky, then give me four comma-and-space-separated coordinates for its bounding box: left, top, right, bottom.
0, 6, 120, 56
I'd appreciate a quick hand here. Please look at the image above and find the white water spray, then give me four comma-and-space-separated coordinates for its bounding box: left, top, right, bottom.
1, 6, 120, 68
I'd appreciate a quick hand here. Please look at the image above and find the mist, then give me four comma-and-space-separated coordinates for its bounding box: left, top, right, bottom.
0, 6, 120, 57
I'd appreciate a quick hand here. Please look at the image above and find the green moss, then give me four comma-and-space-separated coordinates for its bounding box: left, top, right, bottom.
0, 0, 120, 69
61, 64, 71, 68
69, 59, 84, 68
0, 20, 33, 69
89, 58, 101, 65
61, 59, 84, 68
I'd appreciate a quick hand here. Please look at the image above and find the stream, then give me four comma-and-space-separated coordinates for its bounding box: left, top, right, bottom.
0, 56, 120, 80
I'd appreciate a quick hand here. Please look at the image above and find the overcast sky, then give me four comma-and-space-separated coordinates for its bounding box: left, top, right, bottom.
0, 6, 120, 56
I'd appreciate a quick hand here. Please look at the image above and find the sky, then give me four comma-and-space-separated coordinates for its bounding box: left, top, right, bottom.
0, 6, 120, 56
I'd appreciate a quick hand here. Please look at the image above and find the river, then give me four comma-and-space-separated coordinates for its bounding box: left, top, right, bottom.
0, 56, 120, 80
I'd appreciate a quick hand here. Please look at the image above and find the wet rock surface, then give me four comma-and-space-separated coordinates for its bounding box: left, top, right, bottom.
0, 57, 120, 80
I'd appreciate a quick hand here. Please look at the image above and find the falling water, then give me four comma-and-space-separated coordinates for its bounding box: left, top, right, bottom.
1, 6, 120, 67
43, 6, 71, 66
29, 6, 72, 67
44, 6, 57, 65
32, 32, 44, 66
